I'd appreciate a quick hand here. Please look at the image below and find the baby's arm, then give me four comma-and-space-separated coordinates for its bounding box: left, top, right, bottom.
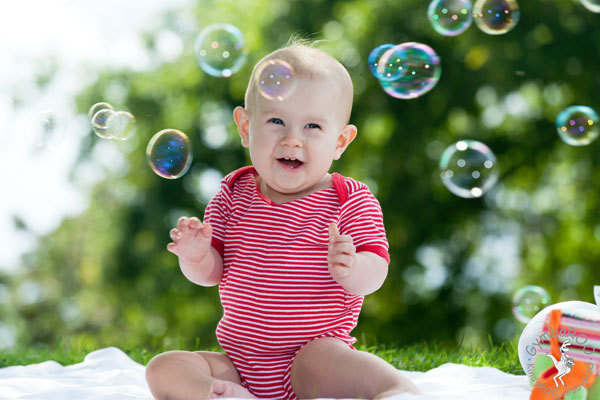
167, 216, 224, 287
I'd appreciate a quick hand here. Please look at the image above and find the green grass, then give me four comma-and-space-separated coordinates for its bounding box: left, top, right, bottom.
0, 337, 524, 375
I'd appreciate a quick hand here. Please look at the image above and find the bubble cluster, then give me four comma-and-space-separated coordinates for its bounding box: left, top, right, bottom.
512, 285, 551, 324
88, 102, 137, 141
428, 0, 473, 37
255, 59, 297, 101
556, 105, 599, 146
439, 140, 498, 198
194, 23, 247, 78
146, 129, 193, 179
581, 0, 600, 13
377, 42, 442, 99
473, 0, 520, 35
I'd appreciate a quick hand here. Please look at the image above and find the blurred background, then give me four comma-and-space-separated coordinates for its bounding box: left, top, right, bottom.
1, 0, 599, 352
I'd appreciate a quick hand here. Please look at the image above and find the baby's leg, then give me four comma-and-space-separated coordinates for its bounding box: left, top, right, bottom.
145, 350, 257, 399
290, 337, 422, 399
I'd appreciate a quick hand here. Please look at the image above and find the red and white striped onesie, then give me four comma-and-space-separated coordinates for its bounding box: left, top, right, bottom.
203, 166, 390, 399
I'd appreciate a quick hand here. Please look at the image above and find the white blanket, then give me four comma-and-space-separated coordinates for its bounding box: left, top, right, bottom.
0, 347, 531, 399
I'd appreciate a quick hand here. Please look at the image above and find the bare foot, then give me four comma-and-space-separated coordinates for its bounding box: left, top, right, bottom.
207, 380, 258, 399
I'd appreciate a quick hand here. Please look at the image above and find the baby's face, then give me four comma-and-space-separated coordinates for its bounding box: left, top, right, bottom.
235, 77, 356, 197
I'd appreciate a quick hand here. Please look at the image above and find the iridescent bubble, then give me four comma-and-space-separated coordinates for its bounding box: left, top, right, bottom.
556, 105, 599, 146
378, 42, 441, 99
194, 23, 247, 78
439, 140, 498, 198
473, 0, 520, 35
25, 110, 66, 148
112, 111, 137, 141
512, 285, 551, 324
367, 44, 395, 79
581, 0, 600, 13
92, 109, 121, 139
146, 129, 193, 179
428, 0, 474, 37
87, 102, 114, 120
255, 59, 297, 101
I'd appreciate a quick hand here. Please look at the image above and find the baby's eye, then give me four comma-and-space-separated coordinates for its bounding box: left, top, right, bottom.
306, 123, 321, 130
268, 118, 284, 125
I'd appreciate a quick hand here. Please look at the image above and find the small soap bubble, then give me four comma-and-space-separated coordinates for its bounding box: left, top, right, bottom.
92, 109, 121, 139
439, 140, 498, 198
581, 0, 600, 13
194, 23, 247, 78
367, 44, 396, 79
112, 111, 137, 141
428, 0, 473, 37
87, 102, 114, 120
473, 0, 520, 35
25, 110, 65, 148
377, 42, 441, 99
146, 129, 193, 179
512, 285, 551, 323
255, 59, 297, 101
556, 105, 599, 146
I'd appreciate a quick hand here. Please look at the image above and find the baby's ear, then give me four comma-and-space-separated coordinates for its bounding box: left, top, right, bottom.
233, 106, 250, 148
334, 124, 357, 160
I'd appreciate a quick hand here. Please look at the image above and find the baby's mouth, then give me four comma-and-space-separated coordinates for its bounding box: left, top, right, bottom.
277, 158, 304, 169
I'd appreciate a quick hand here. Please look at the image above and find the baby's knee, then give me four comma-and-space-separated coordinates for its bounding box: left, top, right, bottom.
145, 352, 171, 386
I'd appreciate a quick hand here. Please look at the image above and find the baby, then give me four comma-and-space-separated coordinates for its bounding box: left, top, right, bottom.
145, 40, 422, 400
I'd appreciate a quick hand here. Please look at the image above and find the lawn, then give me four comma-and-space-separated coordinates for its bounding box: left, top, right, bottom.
0, 336, 525, 376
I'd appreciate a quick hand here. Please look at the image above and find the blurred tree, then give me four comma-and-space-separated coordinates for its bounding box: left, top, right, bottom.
7, 0, 600, 351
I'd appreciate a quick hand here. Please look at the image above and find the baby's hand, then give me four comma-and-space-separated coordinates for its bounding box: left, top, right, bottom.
328, 222, 356, 279
167, 216, 213, 265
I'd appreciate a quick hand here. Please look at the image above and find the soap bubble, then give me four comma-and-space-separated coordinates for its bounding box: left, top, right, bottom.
194, 23, 247, 78
439, 140, 498, 198
112, 111, 137, 141
255, 59, 297, 101
556, 105, 599, 146
146, 129, 193, 179
25, 110, 66, 148
581, 0, 600, 13
91, 109, 121, 139
368, 44, 396, 80
87, 102, 114, 120
428, 0, 473, 37
473, 0, 520, 35
377, 42, 441, 99
512, 285, 551, 323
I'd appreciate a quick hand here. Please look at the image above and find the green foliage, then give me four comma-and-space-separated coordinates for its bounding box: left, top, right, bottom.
4, 0, 600, 354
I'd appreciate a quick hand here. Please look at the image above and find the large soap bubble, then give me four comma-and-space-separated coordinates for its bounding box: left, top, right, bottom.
428, 0, 473, 36
556, 105, 599, 146
473, 0, 520, 35
146, 129, 193, 179
439, 140, 498, 198
512, 285, 551, 324
194, 23, 247, 78
377, 42, 441, 99
255, 59, 297, 101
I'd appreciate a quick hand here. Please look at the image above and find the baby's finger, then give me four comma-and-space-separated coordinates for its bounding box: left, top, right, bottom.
329, 253, 355, 268
330, 242, 355, 255
189, 216, 202, 229
166, 242, 178, 254
170, 228, 181, 242
177, 216, 190, 232
329, 264, 351, 278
